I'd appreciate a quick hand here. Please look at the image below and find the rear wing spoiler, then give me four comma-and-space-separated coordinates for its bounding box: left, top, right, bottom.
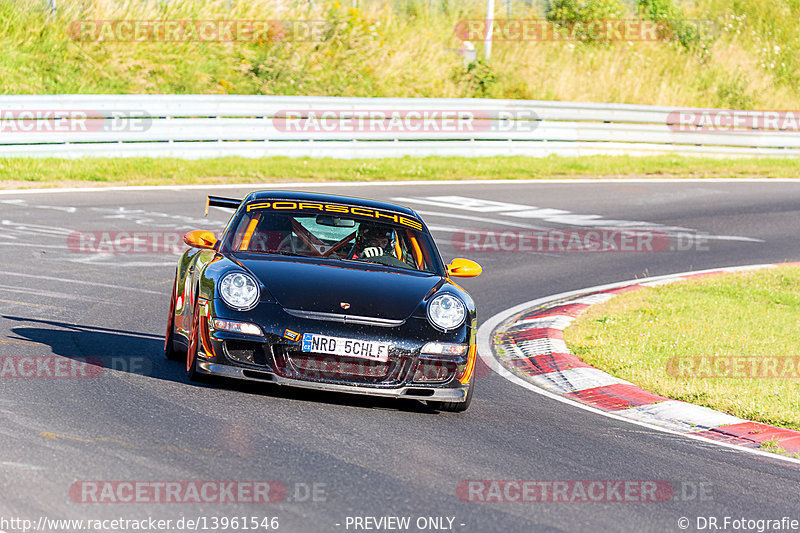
205, 196, 242, 216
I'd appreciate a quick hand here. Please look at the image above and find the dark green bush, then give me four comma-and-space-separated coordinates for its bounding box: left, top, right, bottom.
637, 0, 715, 54
545, 0, 630, 42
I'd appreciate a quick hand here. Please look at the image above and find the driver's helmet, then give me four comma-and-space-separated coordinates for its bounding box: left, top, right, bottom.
356, 223, 396, 253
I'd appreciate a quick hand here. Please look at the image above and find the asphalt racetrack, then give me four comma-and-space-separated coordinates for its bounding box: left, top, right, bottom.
1, 180, 799, 532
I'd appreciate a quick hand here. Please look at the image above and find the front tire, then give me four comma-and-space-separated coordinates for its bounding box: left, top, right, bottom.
185, 296, 218, 384
429, 378, 474, 412
164, 275, 182, 361
185, 297, 201, 381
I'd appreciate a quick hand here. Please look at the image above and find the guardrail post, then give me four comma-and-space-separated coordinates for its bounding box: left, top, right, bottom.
484, 0, 495, 61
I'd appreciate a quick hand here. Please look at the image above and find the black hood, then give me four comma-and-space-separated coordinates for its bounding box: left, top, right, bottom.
235, 257, 442, 321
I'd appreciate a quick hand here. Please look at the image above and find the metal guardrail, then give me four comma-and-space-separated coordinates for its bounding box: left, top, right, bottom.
1, 95, 799, 158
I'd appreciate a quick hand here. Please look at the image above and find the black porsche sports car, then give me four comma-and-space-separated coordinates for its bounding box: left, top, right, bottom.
165, 191, 482, 411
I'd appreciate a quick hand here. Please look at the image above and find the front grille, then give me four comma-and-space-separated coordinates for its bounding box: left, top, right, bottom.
223, 340, 270, 366
289, 353, 391, 380
274, 346, 406, 384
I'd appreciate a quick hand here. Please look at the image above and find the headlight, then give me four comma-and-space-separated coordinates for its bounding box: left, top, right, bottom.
219, 272, 260, 310
421, 342, 468, 356
427, 294, 466, 331
212, 318, 262, 336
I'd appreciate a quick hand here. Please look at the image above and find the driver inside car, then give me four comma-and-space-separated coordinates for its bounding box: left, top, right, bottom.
351, 223, 395, 259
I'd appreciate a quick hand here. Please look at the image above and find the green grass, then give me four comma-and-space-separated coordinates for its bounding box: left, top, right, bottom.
563, 266, 800, 445
760, 439, 800, 459
1, 154, 800, 188
4, 0, 800, 188
3, 0, 800, 109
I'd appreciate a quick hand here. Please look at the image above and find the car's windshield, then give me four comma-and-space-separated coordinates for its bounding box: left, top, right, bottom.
222, 204, 442, 274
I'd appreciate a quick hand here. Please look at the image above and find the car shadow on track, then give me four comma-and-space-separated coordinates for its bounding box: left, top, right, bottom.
3, 315, 444, 414
221, 379, 439, 414
4, 314, 186, 383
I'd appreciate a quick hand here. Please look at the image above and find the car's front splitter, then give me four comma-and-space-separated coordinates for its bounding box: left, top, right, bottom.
196, 361, 469, 402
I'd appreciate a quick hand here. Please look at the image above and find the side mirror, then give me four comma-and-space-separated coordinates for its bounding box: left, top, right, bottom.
184, 230, 218, 249
447, 258, 482, 278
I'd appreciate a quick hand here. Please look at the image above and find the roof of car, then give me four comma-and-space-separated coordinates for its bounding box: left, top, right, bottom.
243, 190, 422, 218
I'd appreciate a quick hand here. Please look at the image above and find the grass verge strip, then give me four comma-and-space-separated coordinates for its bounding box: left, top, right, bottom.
564, 265, 800, 445
3, 155, 800, 189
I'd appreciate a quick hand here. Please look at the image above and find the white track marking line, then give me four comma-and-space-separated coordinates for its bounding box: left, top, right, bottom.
0, 461, 43, 470
527, 367, 631, 395
617, 401, 745, 433
508, 315, 575, 330
68, 253, 116, 264
68, 260, 177, 267
477, 264, 800, 466
0, 242, 69, 249
397, 195, 691, 230
570, 293, 616, 305
724, 264, 779, 272
424, 224, 464, 233
1, 219, 75, 237
0, 242, 180, 266
394, 196, 532, 213
414, 209, 551, 230
401, 195, 764, 243
0, 198, 77, 213
640, 278, 683, 287
512, 337, 570, 358
705, 235, 764, 242
0, 271, 162, 295
0, 298, 67, 310
0, 283, 123, 305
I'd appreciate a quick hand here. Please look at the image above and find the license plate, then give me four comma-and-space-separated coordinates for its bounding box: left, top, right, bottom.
301, 333, 390, 362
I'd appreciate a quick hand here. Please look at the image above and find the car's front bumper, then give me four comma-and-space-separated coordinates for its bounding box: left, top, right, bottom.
196, 361, 469, 402
184, 299, 475, 403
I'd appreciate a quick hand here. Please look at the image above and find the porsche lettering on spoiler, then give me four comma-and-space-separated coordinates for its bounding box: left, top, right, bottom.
245, 201, 424, 231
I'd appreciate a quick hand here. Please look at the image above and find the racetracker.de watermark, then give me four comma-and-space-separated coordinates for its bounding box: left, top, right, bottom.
68, 481, 327, 504
0, 356, 151, 378
285, 356, 489, 382
0, 356, 102, 379
67, 230, 191, 254
457, 480, 712, 503
668, 109, 800, 132
68, 20, 345, 42
0, 110, 151, 134
451, 230, 709, 253
454, 18, 715, 41
69, 481, 287, 504
667, 356, 800, 379
271, 110, 540, 133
